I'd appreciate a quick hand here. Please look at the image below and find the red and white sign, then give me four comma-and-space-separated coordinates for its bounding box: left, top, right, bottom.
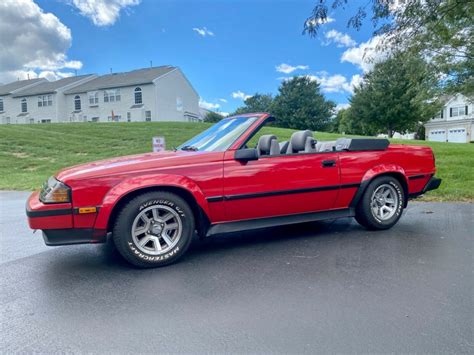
152, 136, 166, 152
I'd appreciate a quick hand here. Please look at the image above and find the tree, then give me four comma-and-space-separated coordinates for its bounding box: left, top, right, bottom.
346, 52, 440, 137
203, 111, 223, 123
304, 0, 474, 95
272, 76, 335, 131
233, 93, 273, 115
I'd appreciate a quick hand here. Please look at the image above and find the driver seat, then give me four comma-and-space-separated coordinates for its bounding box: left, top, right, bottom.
257, 135, 280, 156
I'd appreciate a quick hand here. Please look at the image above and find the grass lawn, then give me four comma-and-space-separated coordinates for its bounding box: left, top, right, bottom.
0, 122, 472, 201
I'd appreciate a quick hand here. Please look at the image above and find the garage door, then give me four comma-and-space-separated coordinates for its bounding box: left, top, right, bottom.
448, 128, 467, 143
429, 129, 446, 142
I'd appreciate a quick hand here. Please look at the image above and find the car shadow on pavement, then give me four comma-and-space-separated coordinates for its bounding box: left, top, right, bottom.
37, 217, 364, 274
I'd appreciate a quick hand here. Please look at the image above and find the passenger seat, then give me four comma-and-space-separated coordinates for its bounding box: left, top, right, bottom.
286, 130, 315, 154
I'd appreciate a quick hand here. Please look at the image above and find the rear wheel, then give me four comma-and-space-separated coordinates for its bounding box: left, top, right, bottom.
113, 191, 194, 268
355, 176, 405, 230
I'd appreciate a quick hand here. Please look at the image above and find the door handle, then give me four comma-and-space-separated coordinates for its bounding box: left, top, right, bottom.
322, 159, 336, 167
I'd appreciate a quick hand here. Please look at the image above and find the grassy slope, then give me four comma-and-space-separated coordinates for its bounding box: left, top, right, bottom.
0, 122, 472, 201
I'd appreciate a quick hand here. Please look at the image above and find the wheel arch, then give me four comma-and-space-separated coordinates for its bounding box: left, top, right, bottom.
351, 168, 409, 208
105, 185, 210, 238
94, 174, 212, 238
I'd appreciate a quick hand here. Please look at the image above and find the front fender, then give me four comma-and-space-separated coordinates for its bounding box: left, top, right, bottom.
94, 173, 210, 230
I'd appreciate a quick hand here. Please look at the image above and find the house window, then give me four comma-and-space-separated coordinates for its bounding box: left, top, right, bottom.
176, 97, 183, 112
21, 99, 27, 113
38, 95, 53, 107
450, 106, 468, 117
433, 110, 443, 119
74, 95, 81, 111
41, 119, 51, 123
0, 98, 4, 112
91, 117, 99, 122
145, 110, 151, 121
104, 89, 120, 102
134, 87, 142, 104
89, 92, 99, 105
127, 112, 131, 122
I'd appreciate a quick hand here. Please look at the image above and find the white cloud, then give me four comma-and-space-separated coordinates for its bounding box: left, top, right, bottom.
0, 0, 82, 83
276, 63, 309, 74
192, 27, 214, 37
335, 103, 350, 112
350, 74, 363, 90
199, 98, 220, 110
305, 72, 362, 94
231, 90, 251, 100
218, 98, 228, 103
306, 16, 335, 27
71, 0, 141, 26
341, 35, 389, 72
218, 112, 229, 117
324, 30, 356, 48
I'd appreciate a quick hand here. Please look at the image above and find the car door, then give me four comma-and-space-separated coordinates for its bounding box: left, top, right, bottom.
221, 150, 340, 221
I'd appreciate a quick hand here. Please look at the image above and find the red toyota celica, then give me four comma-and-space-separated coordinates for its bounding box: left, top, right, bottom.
26, 113, 441, 267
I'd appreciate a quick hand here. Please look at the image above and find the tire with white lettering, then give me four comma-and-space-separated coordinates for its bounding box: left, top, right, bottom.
113, 191, 194, 268
355, 176, 404, 230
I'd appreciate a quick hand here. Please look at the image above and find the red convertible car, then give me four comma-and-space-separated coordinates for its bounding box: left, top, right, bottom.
26, 113, 441, 267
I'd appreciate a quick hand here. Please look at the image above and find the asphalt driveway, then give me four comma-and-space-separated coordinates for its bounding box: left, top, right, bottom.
0, 191, 472, 353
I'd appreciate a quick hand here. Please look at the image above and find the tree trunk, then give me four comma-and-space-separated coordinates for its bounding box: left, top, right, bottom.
387, 129, 393, 138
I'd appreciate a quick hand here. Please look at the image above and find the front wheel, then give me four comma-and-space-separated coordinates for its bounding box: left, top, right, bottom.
355, 176, 405, 230
113, 191, 194, 268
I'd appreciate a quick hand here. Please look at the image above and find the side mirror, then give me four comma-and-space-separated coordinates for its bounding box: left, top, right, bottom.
234, 148, 258, 162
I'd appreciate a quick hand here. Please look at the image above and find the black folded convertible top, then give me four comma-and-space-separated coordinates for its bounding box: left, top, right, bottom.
335, 138, 390, 151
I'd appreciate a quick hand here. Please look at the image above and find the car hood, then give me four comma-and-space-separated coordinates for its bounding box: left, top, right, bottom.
56, 150, 214, 182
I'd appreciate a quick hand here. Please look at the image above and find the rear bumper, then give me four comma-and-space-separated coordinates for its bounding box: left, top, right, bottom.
424, 176, 442, 193
42, 229, 107, 246
409, 176, 442, 199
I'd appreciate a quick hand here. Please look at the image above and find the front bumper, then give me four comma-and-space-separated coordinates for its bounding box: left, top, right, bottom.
42, 228, 106, 246
26, 191, 106, 246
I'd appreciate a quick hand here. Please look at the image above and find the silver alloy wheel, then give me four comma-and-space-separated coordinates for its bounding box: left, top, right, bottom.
370, 184, 399, 221
131, 205, 182, 256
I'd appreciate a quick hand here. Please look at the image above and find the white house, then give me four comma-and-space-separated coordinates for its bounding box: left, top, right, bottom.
424, 93, 473, 143
7, 75, 96, 124
63, 66, 200, 123
0, 78, 47, 124
0, 66, 200, 124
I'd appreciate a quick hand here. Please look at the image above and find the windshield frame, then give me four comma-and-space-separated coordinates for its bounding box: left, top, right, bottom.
177, 114, 268, 152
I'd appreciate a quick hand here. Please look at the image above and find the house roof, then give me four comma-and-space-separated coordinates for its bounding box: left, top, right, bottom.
12, 75, 94, 97
0, 78, 46, 96
63, 66, 176, 94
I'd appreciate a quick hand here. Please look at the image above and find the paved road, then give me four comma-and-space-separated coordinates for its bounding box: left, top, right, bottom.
1, 191, 473, 353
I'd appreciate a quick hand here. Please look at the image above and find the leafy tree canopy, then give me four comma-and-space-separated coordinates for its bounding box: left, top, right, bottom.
272, 76, 335, 131
346, 51, 440, 137
203, 111, 224, 123
304, 0, 473, 95
232, 93, 274, 115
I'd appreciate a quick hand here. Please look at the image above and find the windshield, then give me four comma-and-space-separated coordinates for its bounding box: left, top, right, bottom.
177, 116, 259, 152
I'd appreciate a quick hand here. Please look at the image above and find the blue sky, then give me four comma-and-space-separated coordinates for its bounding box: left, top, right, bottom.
2, 0, 382, 114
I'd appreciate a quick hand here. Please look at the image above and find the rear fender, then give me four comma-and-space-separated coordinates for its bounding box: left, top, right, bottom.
94, 174, 209, 230
350, 164, 408, 208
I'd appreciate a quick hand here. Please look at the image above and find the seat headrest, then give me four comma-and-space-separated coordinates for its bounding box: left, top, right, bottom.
257, 134, 277, 155
289, 130, 313, 153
